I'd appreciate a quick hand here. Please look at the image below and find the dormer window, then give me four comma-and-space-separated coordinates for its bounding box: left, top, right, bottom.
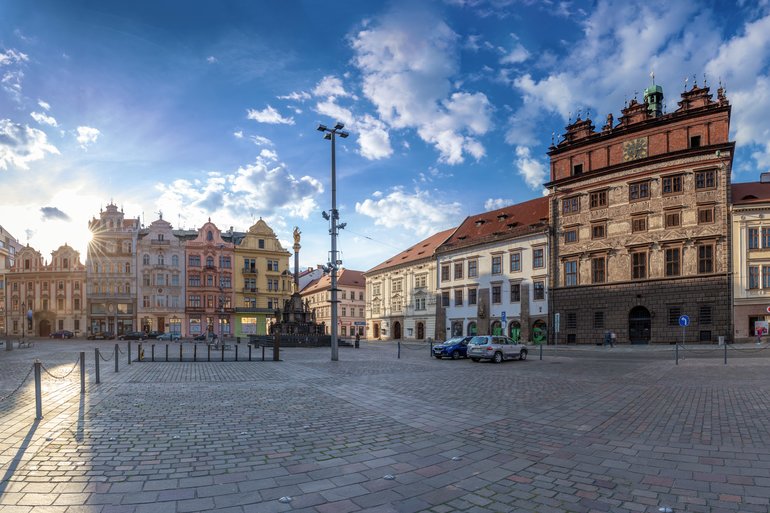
572, 163, 583, 176
158, 234, 164, 241
207, 230, 213, 241
497, 213, 509, 221
690, 135, 701, 148
475, 219, 486, 227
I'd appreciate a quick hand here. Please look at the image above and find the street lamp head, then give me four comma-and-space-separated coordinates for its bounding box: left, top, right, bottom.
324, 132, 332, 140
338, 222, 347, 229
317, 124, 328, 132
339, 131, 349, 139
334, 122, 345, 130
321, 211, 330, 220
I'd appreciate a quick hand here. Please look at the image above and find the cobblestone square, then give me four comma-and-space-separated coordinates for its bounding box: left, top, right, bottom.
2, 340, 770, 512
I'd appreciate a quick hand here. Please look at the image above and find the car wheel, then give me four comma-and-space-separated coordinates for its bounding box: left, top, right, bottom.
519, 349, 527, 361
471, 358, 480, 362
493, 352, 503, 364
451, 350, 460, 360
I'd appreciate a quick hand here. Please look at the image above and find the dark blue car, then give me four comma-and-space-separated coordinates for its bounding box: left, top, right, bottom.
432, 336, 473, 360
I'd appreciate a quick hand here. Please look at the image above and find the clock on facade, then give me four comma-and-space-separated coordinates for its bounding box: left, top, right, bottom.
622, 137, 648, 161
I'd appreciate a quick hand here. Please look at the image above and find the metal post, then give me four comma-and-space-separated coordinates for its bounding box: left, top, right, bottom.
34, 361, 42, 420
724, 341, 727, 365
248, 344, 252, 362
95, 348, 100, 384
207, 344, 211, 362
138, 343, 142, 362
114, 344, 119, 372
194, 343, 197, 362
675, 343, 679, 365
80, 351, 85, 394
398, 341, 401, 359
262, 345, 265, 362
165, 344, 169, 362
152, 344, 155, 362
330, 131, 339, 362
128, 341, 132, 365
180, 343, 183, 361
221, 343, 225, 362
539, 342, 543, 361
235, 345, 238, 362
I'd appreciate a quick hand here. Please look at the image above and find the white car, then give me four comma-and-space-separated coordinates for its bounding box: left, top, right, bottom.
467, 335, 528, 363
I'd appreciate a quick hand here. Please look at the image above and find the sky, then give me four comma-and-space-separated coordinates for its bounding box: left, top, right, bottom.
1, 0, 770, 272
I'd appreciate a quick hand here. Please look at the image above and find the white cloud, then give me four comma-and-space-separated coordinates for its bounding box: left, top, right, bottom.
30, 111, 58, 127
206, 56, 217, 64
312, 75, 350, 98
514, 146, 547, 190
315, 99, 354, 126
0, 119, 60, 170
350, 6, 493, 164
355, 187, 461, 236
37, 99, 51, 111
0, 48, 28, 66
277, 91, 311, 101
233, 130, 243, 138
76, 126, 101, 149
500, 41, 529, 64
246, 105, 295, 125
484, 198, 513, 210
249, 135, 273, 146
357, 114, 392, 160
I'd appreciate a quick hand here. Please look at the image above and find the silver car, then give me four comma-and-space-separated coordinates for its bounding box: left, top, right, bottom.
467, 335, 528, 363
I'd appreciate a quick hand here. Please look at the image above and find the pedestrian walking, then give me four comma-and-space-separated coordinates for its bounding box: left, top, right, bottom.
604, 331, 611, 347
610, 330, 616, 348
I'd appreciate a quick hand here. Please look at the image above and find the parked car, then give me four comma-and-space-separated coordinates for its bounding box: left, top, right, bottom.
87, 331, 115, 340
118, 331, 146, 340
467, 335, 528, 363
145, 331, 164, 339
50, 330, 74, 339
157, 332, 180, 341
433, 336, 473, 359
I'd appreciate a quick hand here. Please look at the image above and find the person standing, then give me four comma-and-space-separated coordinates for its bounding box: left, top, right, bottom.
610, 330, 616, 348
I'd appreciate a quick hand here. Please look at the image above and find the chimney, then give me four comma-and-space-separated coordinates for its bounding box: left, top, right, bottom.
761, 172, 770, 183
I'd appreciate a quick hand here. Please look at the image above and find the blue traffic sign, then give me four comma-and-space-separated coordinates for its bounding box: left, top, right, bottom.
679, 315, 690, 327
501, 311, 507, 323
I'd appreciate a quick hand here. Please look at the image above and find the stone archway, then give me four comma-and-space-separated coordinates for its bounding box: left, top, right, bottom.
509, 321, 521, 342
416, 322, 425, 340
373, 323, 380, 339
467, 322, 477, 336
490, 320, 502, 336
393, 321, 402, 340
38, 319, 51, 337
629, 306, 651, 344
532, 319, 547, 344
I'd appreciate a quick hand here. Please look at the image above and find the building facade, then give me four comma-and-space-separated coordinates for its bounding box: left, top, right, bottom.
436, 198, 549, 342
183, 221, 234, 338
301, 268, 366, 338
136, 216, 185, 336
233, 219, 292, 337
0, 225, 22, 335
546, 81, 734, 344
6, 244, 86, 336
731, 180, 770, 341
86, 204, 140, 336
365, 229, 454, 341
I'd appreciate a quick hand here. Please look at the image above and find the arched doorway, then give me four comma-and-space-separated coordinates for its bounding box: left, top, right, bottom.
373, 323, 380, 339
38, 319, 51, 337
532, 320, 547, 344
629, 306, 651, 344
509, 321, 521, 342
451, 321, 463, 337
491, 320, 502, 335
393, 321, 402, 340
467, 322, 477, 336
416, 322, 425, 339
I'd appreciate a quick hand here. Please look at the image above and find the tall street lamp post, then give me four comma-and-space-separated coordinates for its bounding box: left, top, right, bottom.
21, 302, 25, 340
317, 122, 349, 362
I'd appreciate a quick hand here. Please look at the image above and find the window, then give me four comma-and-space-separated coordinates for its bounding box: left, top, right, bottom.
698, 244, 714, 274
157, 254, 165, 266
591, 223, 606, 239
668, 306, 682, 325
189, 255, 201, 267
699, 305, 712, 325
491, 255, 502, 274
662, 175, 683, 194
572, 163, 583, 176
441, 265, 450, 282
632, 252, 647, 279
492, 285, 501, 304
415, 274, 427, 288
468, 260, 478, 278
415, 298, 426, 310
749, 266, 760, 289
564, 260, 578, 286
566, 312, 577, 329
468, 289, 477, 305
219, 256, 231, 268
341, 306, 347, 317
562, 196, 580, 214
372, 284, 381, 296
533, 281, 544, 300
532, 248, 544, 269
454, 289, 463, 306
143, 254, 150, 265
631, 216, 647, 233
698, 207, 714, 224
690, 135, 702, 148
590, 190, 607, 209
439, 291, 449, 307
695, 169, 715, 189
594, 311, 605, 329
188, 295, 201, 308
564, 228, 578, 244
258, 239, 265, 249
206, 256, 214, 267
665, 247, 681, 277
510, 283, 520, 302
592, 257, 606, 283
509, 253, 521, 272
74, 298, 80, 310
763, 228, 770, 249
749, 228, 760, 249
665, 211, 681, 228
764, 266, 770, 289
454, 262, 463, 280
629, 181, 650, 201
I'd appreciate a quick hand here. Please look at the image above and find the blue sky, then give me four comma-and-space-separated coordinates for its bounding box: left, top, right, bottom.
1, 0, 768, 271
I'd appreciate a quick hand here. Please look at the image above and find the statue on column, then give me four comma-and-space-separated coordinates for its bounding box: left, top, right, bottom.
293, 226, 301, 245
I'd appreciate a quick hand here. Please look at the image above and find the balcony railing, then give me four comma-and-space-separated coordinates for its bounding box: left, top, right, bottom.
242, 287, 259, 293
242, 268, 258, 275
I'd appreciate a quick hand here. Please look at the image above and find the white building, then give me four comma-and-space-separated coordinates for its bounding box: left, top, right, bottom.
436, 197, 549, 342
365, 228, 455, 341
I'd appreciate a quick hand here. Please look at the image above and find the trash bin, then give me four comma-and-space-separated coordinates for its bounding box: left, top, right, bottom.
718, 336, 724, 346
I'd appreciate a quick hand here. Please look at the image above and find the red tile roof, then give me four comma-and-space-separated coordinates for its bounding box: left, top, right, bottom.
300, 268, 366, 294
732, 182, 770, 205
366, 228, 456, 274
438, 196, 549, 252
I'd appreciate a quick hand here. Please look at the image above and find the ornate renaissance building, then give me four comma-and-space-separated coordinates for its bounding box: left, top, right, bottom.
0, 225, 22, 335
301, 268, 366, 338
546, 80, 734, 344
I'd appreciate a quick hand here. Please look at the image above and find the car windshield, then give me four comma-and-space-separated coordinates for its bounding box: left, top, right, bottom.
469, 336, 489, 345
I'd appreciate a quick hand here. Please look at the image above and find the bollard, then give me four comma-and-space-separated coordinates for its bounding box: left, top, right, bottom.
34, 361, 42, 420
398, 341, 401, 359
115, 344, 119, 373
165, 344, 169, 362
128, 341, 132, 365
675, 343, 679, 366
194, 343, 197, 362
539, 342, 543, 361
237, 336, 241, 344
80, 352, 86, 394
221, 343, 225, 362
248, 344, 252, 362
180, 343, 183, 361
262, 345, 265, 362
138, 344, 142, 362
430, 341, 433, 355
95, 348, 101, 384
152, 344, 155, 362
724, 341, 727, 365
235, 345, 238, 362
207, 344, 211, 362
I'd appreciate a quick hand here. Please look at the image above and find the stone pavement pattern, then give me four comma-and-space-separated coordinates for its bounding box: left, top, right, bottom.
1, 340, 770, 512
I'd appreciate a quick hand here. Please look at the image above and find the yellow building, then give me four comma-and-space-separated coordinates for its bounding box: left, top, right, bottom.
233, 219, 292, 336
